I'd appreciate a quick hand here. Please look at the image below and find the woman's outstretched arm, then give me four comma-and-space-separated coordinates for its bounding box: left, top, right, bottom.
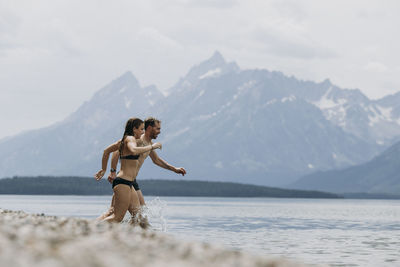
125, 136, 162, 155
94, 140, 120, 180
107, 150, 120, 183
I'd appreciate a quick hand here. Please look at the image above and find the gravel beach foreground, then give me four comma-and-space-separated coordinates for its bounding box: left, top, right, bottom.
0, 209, 317, 267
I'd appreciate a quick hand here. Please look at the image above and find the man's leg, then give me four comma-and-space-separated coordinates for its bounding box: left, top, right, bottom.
96, 194, 115, 221
131, 180, 150, 229
128, 187, 141, 224
137, 190, 146, 206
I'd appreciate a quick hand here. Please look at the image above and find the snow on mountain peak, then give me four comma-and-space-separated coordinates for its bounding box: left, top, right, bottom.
124, 96, 132, 109
368, 106, 393, 127
312, 87, 347, 109
281, 95, 296, 103
233, 80, 256, 100
182, 52, 239, 83
199, 68, 221, 79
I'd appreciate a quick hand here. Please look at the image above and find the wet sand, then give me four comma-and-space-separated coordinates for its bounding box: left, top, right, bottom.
0, 208, 319, 267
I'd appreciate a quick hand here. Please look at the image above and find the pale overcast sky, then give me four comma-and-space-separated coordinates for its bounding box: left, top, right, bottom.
0, 0, 399, 139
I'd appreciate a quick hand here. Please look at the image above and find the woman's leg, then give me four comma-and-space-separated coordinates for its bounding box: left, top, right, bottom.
103, 185, 131, 223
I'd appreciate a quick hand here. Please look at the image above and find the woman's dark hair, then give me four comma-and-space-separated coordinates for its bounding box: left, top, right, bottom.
119, 117, 143, 155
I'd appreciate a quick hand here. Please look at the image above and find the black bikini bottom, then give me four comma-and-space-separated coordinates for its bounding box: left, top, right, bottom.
112, 177, 133, 189
112, 177, 140, 191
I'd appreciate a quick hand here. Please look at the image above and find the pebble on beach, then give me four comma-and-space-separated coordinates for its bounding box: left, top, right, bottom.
0, 209, 318, 267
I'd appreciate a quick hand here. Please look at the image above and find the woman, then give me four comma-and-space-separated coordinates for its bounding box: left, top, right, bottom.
94, 117, 161, 223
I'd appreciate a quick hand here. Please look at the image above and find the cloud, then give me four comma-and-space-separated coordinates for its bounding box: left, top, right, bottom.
271, 0, 308, 22
0, 6, 21, 55
0, 6, 20, 34
41, 20, 82, 57
0, 0, 400, 139
251, 19, 336, 59
364, 61, 388, 73
137, 28, 183, 49
0, 3, 83, 59
171, 0, 238, 9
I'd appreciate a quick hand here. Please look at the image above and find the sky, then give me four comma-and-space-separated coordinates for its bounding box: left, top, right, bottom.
1, 0, 399, 139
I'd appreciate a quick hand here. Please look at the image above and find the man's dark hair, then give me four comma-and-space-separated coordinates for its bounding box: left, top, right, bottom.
144, 117, 161, 130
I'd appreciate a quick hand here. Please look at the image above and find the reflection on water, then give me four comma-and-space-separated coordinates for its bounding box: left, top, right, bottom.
0, 195, 399, 266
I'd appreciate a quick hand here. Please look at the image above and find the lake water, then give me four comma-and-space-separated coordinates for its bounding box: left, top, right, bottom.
0, 195, 399, 266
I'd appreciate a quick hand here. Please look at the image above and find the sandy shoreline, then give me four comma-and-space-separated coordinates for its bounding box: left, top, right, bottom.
0, 209, 319, 267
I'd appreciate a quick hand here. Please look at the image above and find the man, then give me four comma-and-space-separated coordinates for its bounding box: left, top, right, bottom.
100, 117, 186, 225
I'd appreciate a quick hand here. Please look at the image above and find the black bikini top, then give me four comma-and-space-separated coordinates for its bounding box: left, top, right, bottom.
120, 135, 140, 160
120, 154, 139, 160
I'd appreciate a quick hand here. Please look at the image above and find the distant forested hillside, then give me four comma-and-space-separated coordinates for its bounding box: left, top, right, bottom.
291, 141, 400, 194
0, 176, 340, 198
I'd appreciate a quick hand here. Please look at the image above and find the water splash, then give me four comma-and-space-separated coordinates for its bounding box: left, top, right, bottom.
139, 197, 168, 232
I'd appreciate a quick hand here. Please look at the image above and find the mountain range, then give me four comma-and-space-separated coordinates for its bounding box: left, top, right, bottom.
290, 140, 400, 194
1, 51, 400, 190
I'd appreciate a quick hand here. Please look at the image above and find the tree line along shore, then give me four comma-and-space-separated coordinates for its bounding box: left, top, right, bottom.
0, 176, 341, 198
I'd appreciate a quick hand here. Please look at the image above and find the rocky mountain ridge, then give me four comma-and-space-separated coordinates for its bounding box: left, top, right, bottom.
1, 51, 399, 189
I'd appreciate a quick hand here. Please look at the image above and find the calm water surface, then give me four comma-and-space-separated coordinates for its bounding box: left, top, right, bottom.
1, 195, 399, 267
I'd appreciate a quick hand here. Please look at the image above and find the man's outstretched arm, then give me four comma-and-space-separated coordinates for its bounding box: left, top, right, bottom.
149, 151, 186, 176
